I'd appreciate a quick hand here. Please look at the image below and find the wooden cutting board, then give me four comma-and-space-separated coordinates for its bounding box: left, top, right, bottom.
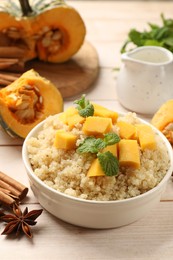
25, 41, 99, 98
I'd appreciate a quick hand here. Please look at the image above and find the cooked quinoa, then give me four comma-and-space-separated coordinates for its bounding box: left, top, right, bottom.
26, 112, 170, 201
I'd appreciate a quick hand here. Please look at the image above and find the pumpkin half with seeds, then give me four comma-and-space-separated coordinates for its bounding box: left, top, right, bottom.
0, 69, 63, 138
0, 0, 86, 63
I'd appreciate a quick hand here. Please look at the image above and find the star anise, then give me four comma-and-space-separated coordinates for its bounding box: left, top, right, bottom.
0, 203, 43, 238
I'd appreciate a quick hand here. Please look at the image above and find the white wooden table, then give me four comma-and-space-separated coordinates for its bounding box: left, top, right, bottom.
1, 1, 173, 259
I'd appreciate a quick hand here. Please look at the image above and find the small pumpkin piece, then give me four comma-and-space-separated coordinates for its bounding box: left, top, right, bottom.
151, 99, 173, 131
116, 121, 137, 139
54, 130, 77, 150
82, 116, 112, 136
102, 143, 118, 157
136, 124, 156, 150
59, 106, 85, 128
58, 112, 67, 124
87, 158, 105, 177
67, 114, 85, 129
118, 139, 140, 169
93, 103, 118, 124
59, 107, 77, 124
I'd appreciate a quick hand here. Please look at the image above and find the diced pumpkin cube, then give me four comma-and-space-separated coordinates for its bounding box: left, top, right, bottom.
116, 121, 137, 139
93, 103, 118, 123
67, 114, 85, 129
59, 107, 85, 128
59, 107, 77, 125
82, 116, 112, 136
136, 124, 156, 150
54, 130, 77, 150
59, 112, 67, 124
102, 143, 118, 157
118, 139, 140, 169
151, 100, 173, 130
87, 158, 105, 177
65, 106, 78, 117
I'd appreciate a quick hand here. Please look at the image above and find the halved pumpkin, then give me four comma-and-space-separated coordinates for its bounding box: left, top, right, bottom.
31, 4, 86, 63
0, 69, 63, 138
0, 10, 36, 61
0, 0, 86, 63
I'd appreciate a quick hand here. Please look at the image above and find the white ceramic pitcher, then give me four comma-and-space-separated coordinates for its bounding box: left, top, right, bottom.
116, 46, 173, 114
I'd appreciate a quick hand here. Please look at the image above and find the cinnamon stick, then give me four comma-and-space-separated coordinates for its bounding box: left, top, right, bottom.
0, 78, 13, 86
0, 172, 28, 200
0, 187, 19, 200
0, 190, 16, 208
5, 61, 24, 72
0, 46, 25, 58
0, 72, 20, 82
0, 180, 21, 198
0, 59, 19, 70
0, 72, 20, 86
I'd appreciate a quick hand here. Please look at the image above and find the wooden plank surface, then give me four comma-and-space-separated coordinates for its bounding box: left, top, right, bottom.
1, 1, 173, 259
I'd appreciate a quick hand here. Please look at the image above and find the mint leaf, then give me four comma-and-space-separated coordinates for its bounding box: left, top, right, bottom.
74, 94, 94, 117
77, 137, 105, 154
97, 151, 119, 176
103, 133, 120, 146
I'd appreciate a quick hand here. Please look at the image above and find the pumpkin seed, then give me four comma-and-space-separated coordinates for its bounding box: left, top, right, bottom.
52, 30, 62, 41
42, 26, 50, 34
48, 43, 61, 53
15, 100, 30, 110
33, 86, 40, 93
6, 28, 21, 39
24, 85, 33, 90
8, 27, 18, 31
42, 37, 51, 47
39, 96, 43, 104
15, 108, 35, 120
45, 31, 53, 38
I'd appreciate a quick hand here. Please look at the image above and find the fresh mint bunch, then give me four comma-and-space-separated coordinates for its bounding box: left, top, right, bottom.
121, 13, 173, 53
74, 94, 94, 117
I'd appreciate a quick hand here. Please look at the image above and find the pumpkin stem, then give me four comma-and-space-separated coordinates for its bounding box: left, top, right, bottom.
18, 0, 33, 16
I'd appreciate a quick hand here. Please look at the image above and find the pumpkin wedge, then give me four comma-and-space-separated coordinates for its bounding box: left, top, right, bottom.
0, 69, 63, 138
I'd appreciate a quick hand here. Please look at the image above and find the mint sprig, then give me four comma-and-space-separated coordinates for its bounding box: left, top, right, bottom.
74, 94, 94, 117
77, 133, 120, 154
98, 151, 119, 176
77, 137, 105, 154
121, 13, 173, 53
77, 133, 120, 176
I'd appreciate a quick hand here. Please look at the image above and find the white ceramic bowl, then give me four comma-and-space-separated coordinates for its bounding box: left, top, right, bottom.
22, 115, 173, 229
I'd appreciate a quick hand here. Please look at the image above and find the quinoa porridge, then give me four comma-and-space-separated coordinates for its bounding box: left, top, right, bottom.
26, 107, 170, 201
